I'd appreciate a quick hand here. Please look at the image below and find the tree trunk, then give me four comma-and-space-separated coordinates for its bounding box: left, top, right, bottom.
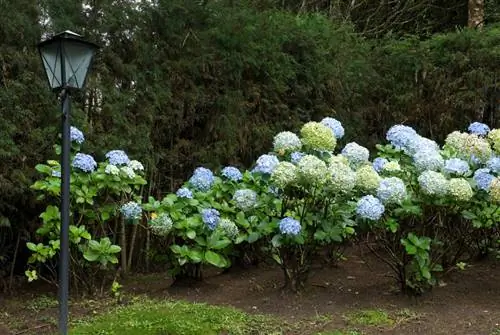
468, 0, 484, 29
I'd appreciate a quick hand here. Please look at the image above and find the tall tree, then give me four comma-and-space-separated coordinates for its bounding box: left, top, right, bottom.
468, 0, 485, 28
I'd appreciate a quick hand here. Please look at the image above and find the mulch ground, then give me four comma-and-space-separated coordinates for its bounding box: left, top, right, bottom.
2, 246, 500, 334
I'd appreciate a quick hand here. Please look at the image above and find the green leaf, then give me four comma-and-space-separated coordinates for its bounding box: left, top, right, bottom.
26, 242, 38, 252
188, 249, 203, 263
247, 232, 259, 243
186, 230, 196, 239
108, 245, 121, 254
210, 239, 231, 250
204, 250, 225, 268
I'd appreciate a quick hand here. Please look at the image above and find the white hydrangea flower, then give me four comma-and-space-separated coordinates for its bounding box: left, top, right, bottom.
128, 160, 144, 171
273, 131, 302, 154
121, 166, 136, 179
297, 155, 329, 185
271, 161, 298, 189
105, 164, 120, 175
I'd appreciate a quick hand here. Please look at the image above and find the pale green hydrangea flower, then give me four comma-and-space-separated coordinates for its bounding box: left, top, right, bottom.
105, 164, 120, 175
271, 161, 298, 189
273, 131, 302, 154
128, 160, 144, 171
490, 178, 500, 204
149, 213, 173, 236
448, 178, 473, 202
445, 131, 492, 163
488, 129, 500, 154
329, 162, 356, 193
418, 170, 449, 196
297, 155, 329, 185
121, 166, 136, 179
300, 122, 336, 151
217, 218, 239, 240
383, 161, 401, 173
355, 164, 381, 192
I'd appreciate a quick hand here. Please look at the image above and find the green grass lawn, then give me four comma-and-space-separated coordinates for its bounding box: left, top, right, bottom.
70, 298, 290, 335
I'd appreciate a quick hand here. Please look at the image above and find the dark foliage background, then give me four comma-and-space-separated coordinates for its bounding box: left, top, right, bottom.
1, 0, 499, 285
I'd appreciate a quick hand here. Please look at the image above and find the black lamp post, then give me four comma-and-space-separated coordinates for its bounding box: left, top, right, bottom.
38, 30, 98, 335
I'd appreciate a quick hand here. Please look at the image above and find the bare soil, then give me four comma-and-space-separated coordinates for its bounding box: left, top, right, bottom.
2, 246, 500, 334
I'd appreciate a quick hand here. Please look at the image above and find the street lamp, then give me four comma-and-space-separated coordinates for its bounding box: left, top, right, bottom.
38, 30, 98, 335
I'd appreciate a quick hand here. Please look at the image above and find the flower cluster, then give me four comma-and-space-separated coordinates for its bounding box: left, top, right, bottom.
128, 160, 144, 171
252, 154, 280, 174
297, 155, 328, 185
105, 150, 130, 166
273, 131, 302, 154
486, 157, 500, 174
278, 217, 301, 236
443, 158, 470, 176
468, 122, 490, 136
356, 195, 385, 221
201, 208, 220, 230
444, 131, 492, 163
70, 126, 85, 144
221, 166, 243, 181
300, 122, 336, 151
490, 178, 500, 203
176, 187, 193, 199
290, 151, 305, 165
383, 161, 401, 173
386, 125, 417, 150
189, 167, 215, 192
372, 157, 388, 173
320, 117, 344, 139
418, 170, 449, 196
233, 189, 258, 211
72, 153, 97, 172
488, 129, 500, 153
413, 150, 444, 171
473, 168, 494, 191
217, 218, 239, 239
329, 162, 356, 193
105, 164, 120, 175
405, 136, 440, 156
121, 166, 136, 179
149, 213, 173, 236
120, 201, 142, 221
448, 178, 474, 201
271, 162, 297, 189
355, 165, 381, 192
376, 177, 407, 204
341, 142, 369, 167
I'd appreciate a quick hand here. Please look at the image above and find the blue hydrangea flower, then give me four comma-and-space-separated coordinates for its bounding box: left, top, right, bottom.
233, 189, 258, 211
320, 117, 345, 139
341, 142, 370, 166
72, 153, 97, 172
176, 187, 193, 199
52, 170, 61, 178
356, 195, 385, 221
386, 125, 418, 150
70, 126, 85, 144
188, 167, 215, 192
278, 217, 301, 236
376, 177, 407, 204
201, 208, 220, 230
105, 150, 130, 165
413, 149, 444, 171
120, 201, 142, 221
473, 168, 495, 191
372, 157, 388, 173
468, 122, 490, 136
252, 154, 279, 174
405, 136, 440, 156
290, 151, 305, 164
443, 158, 470, 176
221, 166, 243, 181
486, 157, 500, 174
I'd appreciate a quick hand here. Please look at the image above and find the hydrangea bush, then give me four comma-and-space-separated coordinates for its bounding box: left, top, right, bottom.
27, 127, 146, 291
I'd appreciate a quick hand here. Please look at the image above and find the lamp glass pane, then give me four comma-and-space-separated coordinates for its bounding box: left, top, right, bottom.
63, 41, 96, 89
40, 42, 62, 89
